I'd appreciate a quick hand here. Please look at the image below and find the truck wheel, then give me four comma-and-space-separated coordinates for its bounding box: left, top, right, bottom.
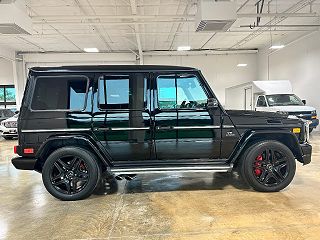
42, 147, 101, 201
239, 141, 296, 192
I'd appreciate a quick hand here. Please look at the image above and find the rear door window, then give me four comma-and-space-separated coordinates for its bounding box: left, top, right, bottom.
31, 76, 88, 111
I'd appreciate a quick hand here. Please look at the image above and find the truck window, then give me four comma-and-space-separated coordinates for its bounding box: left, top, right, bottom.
257, 96, 267, 107
157, 74, 207, 109
31, 76, 88, 111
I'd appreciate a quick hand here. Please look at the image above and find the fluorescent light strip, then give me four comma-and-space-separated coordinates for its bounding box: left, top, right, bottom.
270, 45, 285, 49
84, 48, 99, 53
177, 46, 191, 51
237, 63, 248, 67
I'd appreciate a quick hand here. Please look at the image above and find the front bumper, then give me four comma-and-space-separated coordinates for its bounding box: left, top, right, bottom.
300, 143, 312, 165
310, 118, 319, 128
12, 157, 37, 170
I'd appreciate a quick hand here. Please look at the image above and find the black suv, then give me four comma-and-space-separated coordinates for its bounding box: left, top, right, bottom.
12, 65, 312, 201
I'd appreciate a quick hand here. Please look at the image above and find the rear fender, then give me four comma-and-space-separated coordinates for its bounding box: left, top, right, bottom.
35, 134, 112, 171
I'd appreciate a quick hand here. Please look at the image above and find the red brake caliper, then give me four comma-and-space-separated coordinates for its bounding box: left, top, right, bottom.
254, 155, 263, 176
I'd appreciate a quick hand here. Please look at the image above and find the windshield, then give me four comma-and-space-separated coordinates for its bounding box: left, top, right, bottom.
266, 94, 304, 106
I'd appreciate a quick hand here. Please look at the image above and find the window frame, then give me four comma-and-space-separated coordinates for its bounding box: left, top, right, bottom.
0, 85, 16, 108
97, 74, 148, 111
155, 73, 210, 111
30, 75, 90, 112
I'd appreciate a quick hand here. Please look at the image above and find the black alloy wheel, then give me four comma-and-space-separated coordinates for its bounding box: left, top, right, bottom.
42, 147, 101, 201
50, 156, 89, 195
239, 141, 296, 192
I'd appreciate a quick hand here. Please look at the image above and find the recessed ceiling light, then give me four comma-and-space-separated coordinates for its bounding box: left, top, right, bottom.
84, 48, 99, 53
177, 46, 191, 51
237, 63, 248, 67
270, 45, 285, 49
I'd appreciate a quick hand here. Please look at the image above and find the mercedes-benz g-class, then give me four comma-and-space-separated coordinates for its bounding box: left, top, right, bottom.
12, 65, 312, 201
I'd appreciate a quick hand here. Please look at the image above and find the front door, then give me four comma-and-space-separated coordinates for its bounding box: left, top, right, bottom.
92, 73, 153, 162
153, 72, 221, 160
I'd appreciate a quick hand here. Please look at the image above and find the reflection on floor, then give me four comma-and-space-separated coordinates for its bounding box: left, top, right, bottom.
1, 133, 320, 240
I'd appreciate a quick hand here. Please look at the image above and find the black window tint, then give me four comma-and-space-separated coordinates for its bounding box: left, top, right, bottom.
98, 74, 146, 110
257, 96, 267, 107
31, 76, 88, 110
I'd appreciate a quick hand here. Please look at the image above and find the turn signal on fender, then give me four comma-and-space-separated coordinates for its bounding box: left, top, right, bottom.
292, 128, 301, 134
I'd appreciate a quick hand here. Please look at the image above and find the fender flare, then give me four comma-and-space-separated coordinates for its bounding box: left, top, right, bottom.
229, 130, 304, 164
36, 134, 112, 168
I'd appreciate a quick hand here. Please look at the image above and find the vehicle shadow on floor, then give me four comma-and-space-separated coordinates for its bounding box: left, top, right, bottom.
94, 172, 251, 196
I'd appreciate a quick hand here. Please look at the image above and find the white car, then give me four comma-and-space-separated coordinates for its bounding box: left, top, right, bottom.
0, 114, 18, 140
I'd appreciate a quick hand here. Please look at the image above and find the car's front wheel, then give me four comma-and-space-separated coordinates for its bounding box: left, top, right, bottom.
42, 147, 101, 201
239, 141, 296, 192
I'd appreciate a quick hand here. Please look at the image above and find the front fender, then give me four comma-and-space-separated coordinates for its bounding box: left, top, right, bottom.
229, 130, 304, 164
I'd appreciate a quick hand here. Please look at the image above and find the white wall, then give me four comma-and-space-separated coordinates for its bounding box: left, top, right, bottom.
144, 54, 258, 105
0, 57, 14, 85
258, 31, 320, 129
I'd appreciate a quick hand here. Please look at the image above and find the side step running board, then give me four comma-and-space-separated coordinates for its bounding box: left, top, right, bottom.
111, 164, 233, 175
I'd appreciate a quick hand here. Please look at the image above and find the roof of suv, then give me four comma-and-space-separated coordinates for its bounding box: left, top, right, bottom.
29, 65, 198, 73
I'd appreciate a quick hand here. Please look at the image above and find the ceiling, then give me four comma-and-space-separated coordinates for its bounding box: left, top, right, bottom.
0, 0, 320, 55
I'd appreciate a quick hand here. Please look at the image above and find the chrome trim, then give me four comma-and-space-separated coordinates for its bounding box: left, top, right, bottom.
21, 128, 91, 133
112, 164, 233, 174
172, 126, 220, 130
304, 120, 311, 142
223, 125, 235, 128
96, 127, 150, 131
156, 125, 234, 130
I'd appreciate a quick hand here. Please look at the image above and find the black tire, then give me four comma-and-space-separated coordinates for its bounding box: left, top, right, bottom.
42, 147, 101, 201
239, 141, 296, 192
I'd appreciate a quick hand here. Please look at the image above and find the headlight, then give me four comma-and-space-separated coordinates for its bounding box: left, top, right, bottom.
0, 121, 4, 126
311, 110, 316, 115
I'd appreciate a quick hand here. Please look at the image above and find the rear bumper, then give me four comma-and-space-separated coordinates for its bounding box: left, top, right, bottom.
12, 157, 36, 170
300, 143, 312, 165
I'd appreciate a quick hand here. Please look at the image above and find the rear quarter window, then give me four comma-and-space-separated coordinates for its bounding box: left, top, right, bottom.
31, 75, 89, 111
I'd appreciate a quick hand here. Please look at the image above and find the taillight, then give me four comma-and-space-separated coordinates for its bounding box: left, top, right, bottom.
14, 146, 17, 154
23, 148, 34, 154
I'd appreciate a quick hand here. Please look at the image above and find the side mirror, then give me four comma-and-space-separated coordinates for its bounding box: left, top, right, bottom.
302, 100, 306, 105
207, 98, 219, 110
15, 110, 19, 114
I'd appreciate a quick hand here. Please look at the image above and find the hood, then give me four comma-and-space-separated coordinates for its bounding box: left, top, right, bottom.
226, 109, 301, 126
1, 116, 18, 123
226, 110, 288, 118
268, 105, 316, 112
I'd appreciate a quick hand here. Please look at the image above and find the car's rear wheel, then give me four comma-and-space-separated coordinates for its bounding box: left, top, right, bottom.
239, 141, 296, 192
42, 147, 100, 201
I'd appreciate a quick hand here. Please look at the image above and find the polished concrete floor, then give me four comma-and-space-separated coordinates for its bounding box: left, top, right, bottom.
1, 135, 320, 240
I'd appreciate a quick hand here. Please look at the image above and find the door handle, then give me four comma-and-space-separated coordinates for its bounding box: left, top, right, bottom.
156, 126, 172, 130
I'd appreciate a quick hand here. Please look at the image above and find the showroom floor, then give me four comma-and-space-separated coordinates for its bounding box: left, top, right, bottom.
0, 135, 320, 240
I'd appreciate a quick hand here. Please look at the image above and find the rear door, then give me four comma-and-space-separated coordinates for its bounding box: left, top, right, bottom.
92, 73, 153, 162
153, 72, 222, 160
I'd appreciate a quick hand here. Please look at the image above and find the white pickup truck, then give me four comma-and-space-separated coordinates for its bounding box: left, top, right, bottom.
225, 80, 319, 132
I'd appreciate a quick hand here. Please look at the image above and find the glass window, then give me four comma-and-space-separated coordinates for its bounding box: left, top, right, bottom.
0, 88, 4, 102
266, 94, 304, 107
5, 87, 15, 102
31, 76, 88, 110
257, 96, 267, 107
99, 76, 130, 109
157, 74, 208, 109
0, 85, 16, 108
157, 76, 176, 109
98, 74, 147, 110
